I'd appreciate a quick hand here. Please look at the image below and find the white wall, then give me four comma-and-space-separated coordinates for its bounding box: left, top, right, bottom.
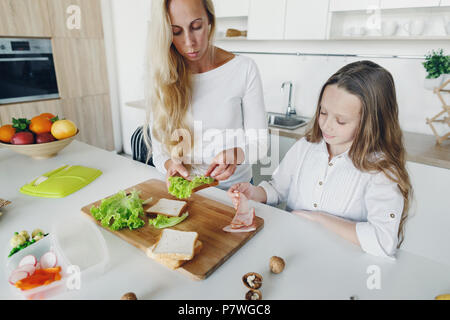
217, 39, 450, 136
104, 1, 450, 155
106, 0, 151, 155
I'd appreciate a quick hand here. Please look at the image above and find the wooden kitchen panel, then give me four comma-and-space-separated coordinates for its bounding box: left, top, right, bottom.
52, 38, 109, 98
0, 0, 52, 37
47, 0, 104, 39
0, 99, 63, 125
61, 94, 114, 151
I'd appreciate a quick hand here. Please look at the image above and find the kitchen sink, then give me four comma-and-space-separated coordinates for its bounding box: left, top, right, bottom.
267, 112, 310, 130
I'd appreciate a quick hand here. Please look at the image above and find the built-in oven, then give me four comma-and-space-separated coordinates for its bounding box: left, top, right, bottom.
0, 38, 59, 105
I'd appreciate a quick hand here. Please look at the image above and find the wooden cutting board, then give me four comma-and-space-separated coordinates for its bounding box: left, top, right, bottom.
80, 179, 264, 280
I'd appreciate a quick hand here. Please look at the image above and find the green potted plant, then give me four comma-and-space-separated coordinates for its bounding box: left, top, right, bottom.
423, 49, 450, 90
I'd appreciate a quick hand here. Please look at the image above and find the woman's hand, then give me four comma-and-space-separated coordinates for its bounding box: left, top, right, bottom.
164, 159, 189, 188
205, 147, 244, 181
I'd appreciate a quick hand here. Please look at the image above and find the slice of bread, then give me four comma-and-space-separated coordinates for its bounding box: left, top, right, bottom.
146, 198, 187, 217
151, 229, 198, 260
147, 240, 203, 270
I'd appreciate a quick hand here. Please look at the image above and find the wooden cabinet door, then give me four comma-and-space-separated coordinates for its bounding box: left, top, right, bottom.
248, 0, 286, 39
47, 0, 104, 38
0, 0, 51, 36
52, 38, 109, 99
285, 0, 330, 40
329, 0, 380, 11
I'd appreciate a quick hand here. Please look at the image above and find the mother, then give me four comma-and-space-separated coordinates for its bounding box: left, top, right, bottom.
144, 0, 268, 189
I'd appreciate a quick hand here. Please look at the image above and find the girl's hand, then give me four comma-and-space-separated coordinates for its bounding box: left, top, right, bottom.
291, 209, 318, 222
164, 159, 189, 188
227, 183, 255, 208
205, 148, 244, 181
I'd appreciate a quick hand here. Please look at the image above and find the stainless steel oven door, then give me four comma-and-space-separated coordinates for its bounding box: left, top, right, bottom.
0, 54, 59, 105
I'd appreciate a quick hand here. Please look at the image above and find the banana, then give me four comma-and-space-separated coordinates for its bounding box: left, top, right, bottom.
435, 294, 450, 300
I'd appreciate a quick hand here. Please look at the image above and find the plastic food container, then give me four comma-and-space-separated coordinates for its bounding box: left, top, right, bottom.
5, 217, 109, 300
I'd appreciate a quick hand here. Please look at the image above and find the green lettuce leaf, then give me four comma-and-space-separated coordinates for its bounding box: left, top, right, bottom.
90, 189, 145, 231
168, 175, 215, 199
148, 212, 189, 229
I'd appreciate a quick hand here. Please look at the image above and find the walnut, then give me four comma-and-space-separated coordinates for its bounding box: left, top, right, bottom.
121, 292, 137, 300
245, 289, 262, 300
242, 272, 263, 289
269, 256, 285, 274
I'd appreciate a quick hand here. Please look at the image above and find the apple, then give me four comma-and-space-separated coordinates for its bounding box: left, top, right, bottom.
11, 132, 35, 145
36, 132, 56, 144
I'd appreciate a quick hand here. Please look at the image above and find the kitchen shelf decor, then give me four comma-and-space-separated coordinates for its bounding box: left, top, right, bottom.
426, 79, 450, 145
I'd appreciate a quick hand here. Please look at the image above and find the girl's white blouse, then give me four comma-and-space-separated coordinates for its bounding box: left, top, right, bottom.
259, 137, 404, 259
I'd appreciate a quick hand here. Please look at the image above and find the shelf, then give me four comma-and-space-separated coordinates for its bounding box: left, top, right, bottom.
216, 37, 248, 41
125, 100, 145, 110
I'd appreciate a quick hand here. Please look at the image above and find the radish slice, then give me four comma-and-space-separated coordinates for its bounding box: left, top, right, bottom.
18, 255, 37, 267
40, 251, 57, 269
35, 262, 41, 270
15, 264, 36, 276
8, 270, 28, 285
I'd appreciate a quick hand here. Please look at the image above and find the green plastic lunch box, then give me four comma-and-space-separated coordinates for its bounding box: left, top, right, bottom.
20, 165, 102, 198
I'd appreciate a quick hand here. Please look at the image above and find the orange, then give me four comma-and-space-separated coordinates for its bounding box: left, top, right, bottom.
51, 120, 77, 140
0, 124, 16, 143
39, 113, 56, 121
30, 116, 53, 134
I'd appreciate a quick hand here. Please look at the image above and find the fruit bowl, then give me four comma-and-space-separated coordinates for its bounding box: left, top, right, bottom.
0, 130, 79, 160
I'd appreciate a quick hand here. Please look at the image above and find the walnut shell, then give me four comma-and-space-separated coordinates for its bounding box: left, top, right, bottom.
245, 289, 262, 300
121, 292, 137, 300
242, 272, 263, 289
269, 256, 285, 274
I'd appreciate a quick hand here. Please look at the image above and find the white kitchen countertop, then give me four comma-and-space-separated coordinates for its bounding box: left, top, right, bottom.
1, 141, 449, 300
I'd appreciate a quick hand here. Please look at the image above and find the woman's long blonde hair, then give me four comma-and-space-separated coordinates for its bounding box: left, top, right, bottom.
144, 0, 216, 163
306, 61, 413, 248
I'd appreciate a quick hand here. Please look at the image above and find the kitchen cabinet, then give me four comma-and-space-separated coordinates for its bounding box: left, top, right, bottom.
61, 94, 114, 150
52, 38, 109, 99
0, 0, 52, 36
380, 0, 440, 9
0, 99, 63, 125
247, 0, 286, 40
213, 0, 249, 18
329, 0, 380, 12
47, 0, 104, 38
284, 0, 330, 40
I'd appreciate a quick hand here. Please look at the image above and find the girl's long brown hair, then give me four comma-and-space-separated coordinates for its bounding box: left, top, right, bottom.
306, 60, 412, 248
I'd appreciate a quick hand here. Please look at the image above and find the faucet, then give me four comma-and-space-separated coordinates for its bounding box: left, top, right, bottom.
281, 81, 296, 117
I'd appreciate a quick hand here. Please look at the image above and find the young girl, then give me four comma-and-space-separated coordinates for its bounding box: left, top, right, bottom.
228, 61, 412, 258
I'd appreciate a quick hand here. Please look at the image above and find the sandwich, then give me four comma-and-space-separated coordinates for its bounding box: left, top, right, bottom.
147, 239, 203, 270
146, 198, 187, 217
